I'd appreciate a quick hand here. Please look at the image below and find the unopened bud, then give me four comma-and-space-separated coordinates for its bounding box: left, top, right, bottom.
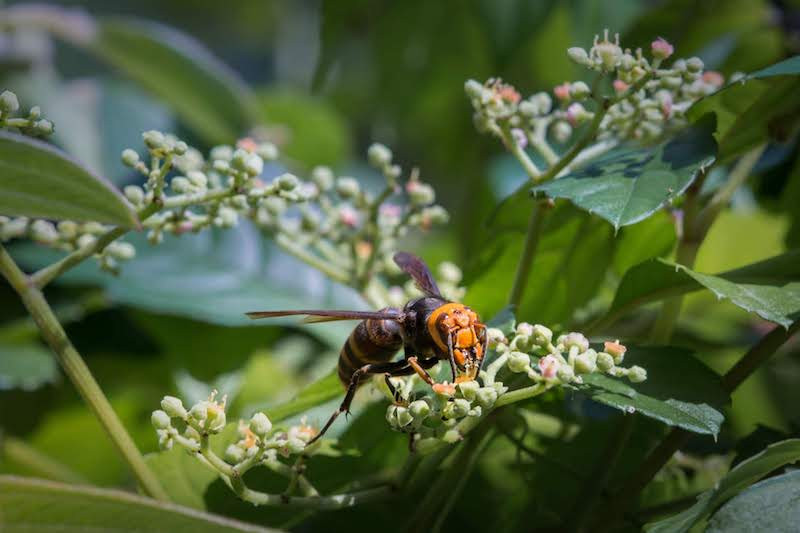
486, 328, 506, 348
367, 143, 393, 168
507, 351, 531, 373
407, 182, 435, 206
438, 262, 462, 284
311, 166, 334, 190
124, 185, 145, 205
457, 380, 480, 401
650, 37, 674, 60
257, 142, 279, 161
556, 364, 575, 383
442, 429, 462, 444
121, 149, 140, 167
34, 119, 54, 135
0, 90, 20, 113
570, 81, 590, 100
464, 79, 484, 99
532, 324, 553, 346
567, 47, 591, 67
143, 130, 166, 151
628, 365, 647, 383
475, 387, 498, 408
559, 332, 589, 352
409, 399, 431, 420
552, 121, 572, 142
686, 57, 704, 72
225, 444, 246, 463
151, 409, 171, 429
170, 176, 191, 193
574, 350, 598, 374
161, 396, 187, 418
538, 355, 560, 379
604, 340, 627, 364
554, 82, 571, 102
244, 153, 264, 176
597, 351, 615, 372
277, 173, 299, 191
249, 412, 272, 437
336, 177, 360, 198
443, 398, 471, 419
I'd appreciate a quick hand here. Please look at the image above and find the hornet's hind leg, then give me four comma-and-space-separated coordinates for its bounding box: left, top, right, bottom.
308, 360, 412, 445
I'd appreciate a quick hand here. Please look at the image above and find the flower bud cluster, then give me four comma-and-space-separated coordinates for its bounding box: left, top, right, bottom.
153, 391, 322, 481
0, 89, 54, 136
467, 30, 726, 153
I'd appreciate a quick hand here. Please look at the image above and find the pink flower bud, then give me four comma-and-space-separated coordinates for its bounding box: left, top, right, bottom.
339, 206, 359, 228
175, 221, 193, 234
538, 355, 560, 379
702, 71, 725, 87
566, 103, 585, 126
660, 92, 673, 118
554, 82, 571, 102
236, 137, 259, 152
613, 79, 630, 95
604, 340, 627, 364
651, 37, 674, 60
380, 204, 402, 218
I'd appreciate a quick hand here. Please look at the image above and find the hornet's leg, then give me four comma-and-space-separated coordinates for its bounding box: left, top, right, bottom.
406, 355, 440, 386
476, 324, 489, 373
308, 359, 411, 445
384, 365, 420, 404
446, 332, 457, 383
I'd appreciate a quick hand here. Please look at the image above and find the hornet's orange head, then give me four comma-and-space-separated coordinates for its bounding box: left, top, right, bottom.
427, 303, 487, 382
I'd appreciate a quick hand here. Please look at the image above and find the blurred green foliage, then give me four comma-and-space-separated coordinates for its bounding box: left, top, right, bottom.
1, 0, 799, 531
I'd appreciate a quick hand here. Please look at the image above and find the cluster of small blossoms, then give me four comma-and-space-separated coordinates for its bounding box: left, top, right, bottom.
152, 392, 318, 476
491, 323, 647, 385
0, 89, 54, 136
385, 322, 646, 447
466, 30, 728, 150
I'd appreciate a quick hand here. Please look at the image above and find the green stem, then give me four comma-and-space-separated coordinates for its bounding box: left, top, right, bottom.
507, 202, 548, 308
598, 318, 800, 532
494, 382, 550, 408
274, 233, 350, 284
498, 123, 541, 179
0, 245, 168, 500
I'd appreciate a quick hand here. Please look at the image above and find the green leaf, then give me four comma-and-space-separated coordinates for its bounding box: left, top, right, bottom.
688, 56, 800, 163
707, 470, 800, 532
145, 448, 218, 510
92, 18, 258, 144
0, 131, 138, 227
611, 210, 676, 276
0, 343, 58, 391
645, 439, 800, 532
747, 55, 800, 79
577, 346, 728, 435
486, 306, 516, 336
263, 370, 343, 423
598, 252, 800, 330
0, 475, 277, 532
11, 223, 361, 347
258, 88, 351, 168
532, 118, 717, 229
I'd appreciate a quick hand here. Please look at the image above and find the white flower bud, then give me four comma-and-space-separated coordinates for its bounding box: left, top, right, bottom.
475, 387, 498, 408
210, 145, 233, 161
34, 119, 54, 135
57, 221, 78, 240
124, 185, 145, 205
77, 234, 97, 250
597, 351, 615, 372
567, 47, 591, 66
249, 412, 272, 438
311, 166, 334, 190
570, 81, 591, 100
257, 142, 278, 161
443, 398, 471, 419
225, 444, 246, 463
486, 328, 506, 349
464, 79, 484, 99
437, 261, 462, 284
457, 380, 480, 402
28, 106, 41, 119
532, 324, 553, 346
368, 143, 393, 168
628, 365, 647, 383
407, 182, 435, 206
277, 173, 299, 191
189, 403, 208, 422
170, 176, 191, 193
187, 171, 208, 189
244, 153, 264, 176
552, 121, 572, 142
386, 405, 413, 428
516, 322, 534, 337
215, 207, 238, 228
142, 130, 166, 151
507, 351, 531, 373
157, 429, 173, 450
422, 205, 449, 224
556, 364, 575, 383
442, 429, 462, 444
151, 409, 171, 430
161, 396, 186, 418
31, 220, 58, 244
0, 90, 20, 113
121, 149, 140, 167
574, 349, 598, 374
686, 57, 704, 72
336, 177, 360, 198
107, 241, 135, 261
409, 399, 431, 420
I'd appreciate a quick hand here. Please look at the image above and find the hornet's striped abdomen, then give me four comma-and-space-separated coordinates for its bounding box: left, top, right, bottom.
338, 311, 403, 386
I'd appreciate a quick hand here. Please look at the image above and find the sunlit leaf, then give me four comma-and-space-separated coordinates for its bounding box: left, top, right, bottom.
532, 118, 717, 229
0, 131, 138, 227
645, 439, 800, 532
577, 346, 728, 435
0, 343, 58, 391
264, 370, 343, 423
747, 55, 800, 79
598, 252, 800, 330
0, 475, 276, 532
